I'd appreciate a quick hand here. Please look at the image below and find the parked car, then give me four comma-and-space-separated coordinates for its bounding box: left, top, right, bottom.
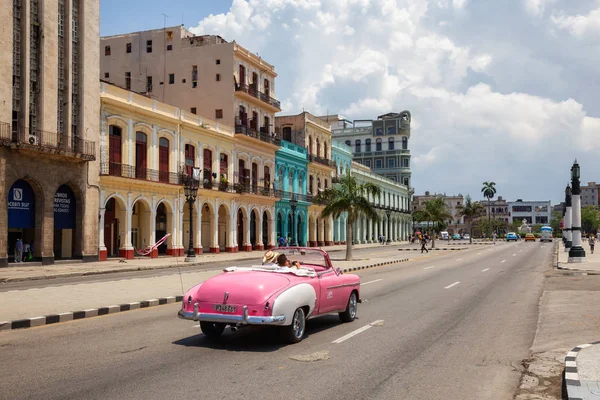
452, 234, 461, 240
463, 234, 470, 241
178, 248, 361, 343
506, 232, 518, 241
525, 233, 536, 242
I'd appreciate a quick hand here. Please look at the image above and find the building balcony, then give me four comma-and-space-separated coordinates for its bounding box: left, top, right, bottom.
234, 124, 281, 146
235, 83, 281, 110
0, 122, 96, 161
101, 162, 181, 184
308, 154, 334, 167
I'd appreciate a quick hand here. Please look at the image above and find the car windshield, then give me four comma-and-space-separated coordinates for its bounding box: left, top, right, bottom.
277, 248, 329, 269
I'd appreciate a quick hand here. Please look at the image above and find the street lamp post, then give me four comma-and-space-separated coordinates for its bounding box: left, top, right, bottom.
568, 161, 586, 262
184, 174, 199, 262
564, 185, 572, 250
290, 195, 298, 246
386, 207, 391, 244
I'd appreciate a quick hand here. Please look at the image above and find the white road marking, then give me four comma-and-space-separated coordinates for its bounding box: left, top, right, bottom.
332, 320, 384, 344
513, 254, 516, 256
361, 279, 383, 286
444, 281, 460, 289
456, 259, 463, 261
482, 268, 490, 272
477, 253, 481, 255
501, 260, 506, 263
423, 266, 435, 270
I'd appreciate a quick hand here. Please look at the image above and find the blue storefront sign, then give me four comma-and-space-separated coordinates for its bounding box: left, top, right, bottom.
54, 185, 76, 230
8, 180, 35, 229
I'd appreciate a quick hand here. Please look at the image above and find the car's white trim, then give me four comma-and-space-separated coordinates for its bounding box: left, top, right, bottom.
271, 283, 317, 325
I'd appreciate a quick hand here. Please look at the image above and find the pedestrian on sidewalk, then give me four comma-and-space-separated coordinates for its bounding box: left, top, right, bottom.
22, 242, 30, 262
589, 235, 595, 254
420, 237, 429, 253
14, 238, 23, 263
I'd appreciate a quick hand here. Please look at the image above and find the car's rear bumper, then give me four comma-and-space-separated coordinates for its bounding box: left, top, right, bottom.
178, 304, 286, 326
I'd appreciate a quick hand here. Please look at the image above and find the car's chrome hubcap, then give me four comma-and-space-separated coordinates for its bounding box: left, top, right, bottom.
293, 309, 305, 338
349, 294, 357, 319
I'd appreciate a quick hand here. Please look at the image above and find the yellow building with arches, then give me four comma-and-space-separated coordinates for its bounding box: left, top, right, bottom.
99, 82, 278, 260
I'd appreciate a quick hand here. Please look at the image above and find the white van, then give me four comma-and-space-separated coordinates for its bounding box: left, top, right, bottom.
441, 231, 449, 240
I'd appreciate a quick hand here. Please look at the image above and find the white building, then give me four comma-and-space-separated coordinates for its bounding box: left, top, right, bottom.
581, 182, 600, 207
508, 200, 552, 225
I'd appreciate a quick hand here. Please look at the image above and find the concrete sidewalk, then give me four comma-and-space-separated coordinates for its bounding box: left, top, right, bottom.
557, 240, 600, 273
565, 342, 600, 399
0, 242, 405, 283
0, 246, 427, 329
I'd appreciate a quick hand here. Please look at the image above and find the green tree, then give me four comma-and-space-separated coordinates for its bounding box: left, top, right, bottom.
481, 181, 497, 237
550, 211, 562, 233
581, 205, 600, 235
413, 196, 452, 249
318, 173, 381, 261
456, 195, 485, 243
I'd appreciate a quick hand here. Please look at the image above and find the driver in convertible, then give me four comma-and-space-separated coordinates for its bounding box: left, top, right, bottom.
276, 254, 300, 269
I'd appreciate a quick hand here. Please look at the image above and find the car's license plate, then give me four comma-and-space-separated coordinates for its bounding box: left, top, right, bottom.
213, 304, 236, 313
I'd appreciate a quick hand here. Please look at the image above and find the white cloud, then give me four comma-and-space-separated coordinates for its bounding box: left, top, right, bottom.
190, 0, 600, 203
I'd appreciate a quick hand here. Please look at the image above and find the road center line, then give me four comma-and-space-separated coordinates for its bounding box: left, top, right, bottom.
456, 259, 463, 261
501, 260, 506, 263
444, 281, 460, 289
477, 253, 481, 255
482, 268, 490, 272
332, 320, 384, 344
513, 254, 516, 256
423, 266, 435, 270
361, 279, 383, 286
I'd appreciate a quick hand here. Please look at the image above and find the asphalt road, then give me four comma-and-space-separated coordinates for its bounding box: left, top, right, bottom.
0, 241, 552, 400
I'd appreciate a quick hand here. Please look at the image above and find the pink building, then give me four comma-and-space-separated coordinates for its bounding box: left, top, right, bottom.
100, 26, 280, 133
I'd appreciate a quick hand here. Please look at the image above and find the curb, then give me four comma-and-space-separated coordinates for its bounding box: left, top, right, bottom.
0, 258, 409, 332
556, 264, 600, 275
564, 341, 600, 400
0, 296, 183, 332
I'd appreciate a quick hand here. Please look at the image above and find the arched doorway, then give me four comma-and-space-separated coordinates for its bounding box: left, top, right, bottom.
237, 208, 244, 251
297, 214, 303, 246
104, 197, 126, 257
218, 205, 228, 252
262, 211, 269, 249
155, 203, 168, 255
131, 199, 152, 254
316, 217, 321, 246
201, 202, 212, 252
53, 184, 78, 260
250, 209, 257, 250
277, 211, 283, 245
7, 180, 36, 263
287, 212, 293, 244
182, 199, 199, 255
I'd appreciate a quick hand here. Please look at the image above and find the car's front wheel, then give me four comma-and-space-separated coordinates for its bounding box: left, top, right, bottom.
200, 321, 226, 339
339, 291, 358, 322
283, 307, 306, 343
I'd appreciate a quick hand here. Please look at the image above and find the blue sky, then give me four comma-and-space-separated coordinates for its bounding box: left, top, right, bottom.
100, 0, 231, 36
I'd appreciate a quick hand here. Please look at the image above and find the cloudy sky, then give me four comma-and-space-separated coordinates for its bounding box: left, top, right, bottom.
101, 0, 600, 204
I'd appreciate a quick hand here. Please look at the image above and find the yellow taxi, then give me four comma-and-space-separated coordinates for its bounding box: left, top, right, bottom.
525, 233, 536, 242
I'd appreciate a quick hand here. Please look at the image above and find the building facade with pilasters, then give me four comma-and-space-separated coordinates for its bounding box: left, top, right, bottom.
351, 162, 412, 243
330, 141, 354, 244
99, 82, 278, 260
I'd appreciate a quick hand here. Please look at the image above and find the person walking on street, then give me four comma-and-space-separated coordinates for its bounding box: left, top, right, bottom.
420, 236, 429, 253
23, 242, 30, 262
14, 238, 23, 263
589, 235, 596, 254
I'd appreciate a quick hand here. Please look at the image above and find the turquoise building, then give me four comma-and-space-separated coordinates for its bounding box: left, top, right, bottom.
331, 140, 353, 243
274, 141, 310, 246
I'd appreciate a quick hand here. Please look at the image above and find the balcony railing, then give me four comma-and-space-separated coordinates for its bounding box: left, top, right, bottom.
308, 154, 334, 167
0, 122, 96, 160
235, 124, 281, 146
235, 83, 281, 109
101, 161, 181, 184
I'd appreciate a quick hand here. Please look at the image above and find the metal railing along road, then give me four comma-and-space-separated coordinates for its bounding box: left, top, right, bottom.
0, 123, 96, 160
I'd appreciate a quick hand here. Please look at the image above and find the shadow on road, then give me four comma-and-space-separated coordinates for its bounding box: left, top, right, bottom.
172, 315, 345, 351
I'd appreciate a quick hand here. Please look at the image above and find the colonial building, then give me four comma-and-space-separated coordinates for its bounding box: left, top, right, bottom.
1, 0, 100, 266
328, 111, 412, 187
99, 82, 278, 260
330, 140, 353, 244
100, 27, 280, 134
275, 112, 336, 246
351, 162, 412, 242
581, 182, 600, 207
413, 191, 467, 235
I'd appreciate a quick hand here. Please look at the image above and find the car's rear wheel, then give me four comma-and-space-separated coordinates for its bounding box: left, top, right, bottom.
200, 321, 226, 338
339, 291, 358, 322
283, 307, 306, 343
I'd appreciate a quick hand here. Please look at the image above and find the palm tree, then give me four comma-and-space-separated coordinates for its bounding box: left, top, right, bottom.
456, 195, 484, 243
318, 173, 381, 261
413, 196, 452, 249
481, 181, 497, 237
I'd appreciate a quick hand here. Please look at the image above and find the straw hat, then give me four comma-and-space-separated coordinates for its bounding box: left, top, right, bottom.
263, 250, 280, 264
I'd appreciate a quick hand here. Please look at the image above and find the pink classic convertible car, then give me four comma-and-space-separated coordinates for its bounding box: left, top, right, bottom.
178, 248, 361, 343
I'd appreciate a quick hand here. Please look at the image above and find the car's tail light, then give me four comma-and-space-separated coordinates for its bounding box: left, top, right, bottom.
265, 301, 270, 311
187, 295, 192, 305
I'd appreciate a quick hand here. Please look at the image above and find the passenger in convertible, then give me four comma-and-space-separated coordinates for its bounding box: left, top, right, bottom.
276, 254, 300, 269
262, 250, 280, 266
